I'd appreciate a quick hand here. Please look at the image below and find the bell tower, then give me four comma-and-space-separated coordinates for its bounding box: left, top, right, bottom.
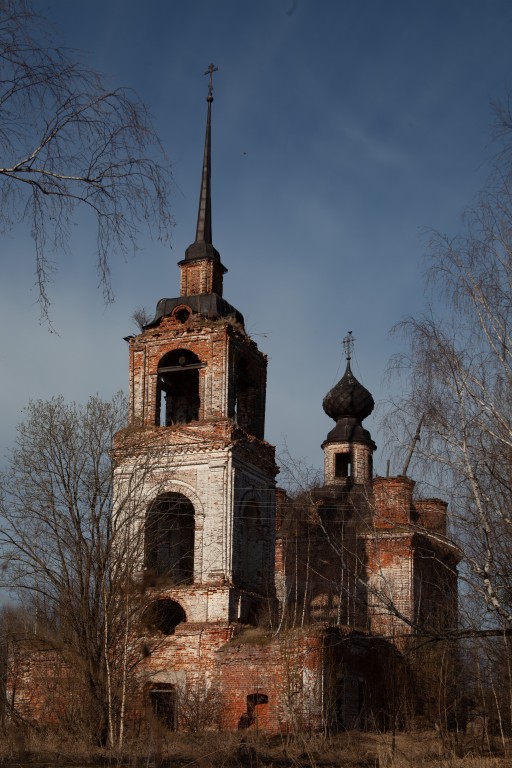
115, 67, 277, 632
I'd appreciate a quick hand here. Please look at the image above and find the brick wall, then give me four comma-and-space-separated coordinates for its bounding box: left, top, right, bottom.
373, 476, 414, 527
179, 258, 224, 296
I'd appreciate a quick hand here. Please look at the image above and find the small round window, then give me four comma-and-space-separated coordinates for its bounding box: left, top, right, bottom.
173, 307, 191, 324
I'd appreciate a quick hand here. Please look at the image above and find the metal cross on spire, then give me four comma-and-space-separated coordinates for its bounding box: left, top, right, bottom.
204, 62, 218, 101
343, 331, 355, 361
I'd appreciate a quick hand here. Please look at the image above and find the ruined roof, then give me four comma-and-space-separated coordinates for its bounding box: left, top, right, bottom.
146, 293, 244, 328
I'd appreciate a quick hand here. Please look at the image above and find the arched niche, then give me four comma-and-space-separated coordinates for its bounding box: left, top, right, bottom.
234, 498, 266, 591
144, 492, 195, 585
156, 349, 203, 426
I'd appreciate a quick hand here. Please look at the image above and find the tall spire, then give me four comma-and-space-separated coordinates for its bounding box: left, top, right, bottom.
195, 63, 216, 244
180, 65, 226, 297
184, 63, 223, 263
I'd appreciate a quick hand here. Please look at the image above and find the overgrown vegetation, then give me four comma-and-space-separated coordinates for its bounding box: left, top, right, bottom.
0, 395, 171, 747
0, 728, 510, 767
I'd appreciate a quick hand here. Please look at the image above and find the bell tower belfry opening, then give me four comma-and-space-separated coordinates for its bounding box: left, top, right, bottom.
114, 66, 278, 633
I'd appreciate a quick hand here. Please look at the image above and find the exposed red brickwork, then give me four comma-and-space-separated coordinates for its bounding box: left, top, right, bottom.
373, 476, 414, 527
179, 258, 224, 296
126, 314, 267, 439
6, 227, 460, 735
6, 643, 74, 725
414, 498, 448, 535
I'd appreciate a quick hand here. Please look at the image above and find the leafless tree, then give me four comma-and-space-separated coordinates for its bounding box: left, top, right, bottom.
176, 678, 222, 732
131, 306, 153, 332
0, 394, 163, 746
387, 99, 512, 638
0, 0, 173, 321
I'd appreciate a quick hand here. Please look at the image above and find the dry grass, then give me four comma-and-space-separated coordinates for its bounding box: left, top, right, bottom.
0, 728, 510, 767
223, 626, 271, 647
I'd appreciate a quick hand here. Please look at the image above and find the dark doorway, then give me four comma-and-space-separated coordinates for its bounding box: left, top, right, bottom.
334, 677, 345, 731
149, 685, 177, 730
238, 693, 268, 729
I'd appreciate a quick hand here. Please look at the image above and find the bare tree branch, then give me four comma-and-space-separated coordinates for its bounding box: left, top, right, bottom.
0, 394, 170, 745
386, 100, 512, 635
0, 0, 173, 322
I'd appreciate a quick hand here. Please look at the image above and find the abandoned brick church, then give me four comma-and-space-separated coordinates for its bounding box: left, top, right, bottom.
8, 74, 460, 733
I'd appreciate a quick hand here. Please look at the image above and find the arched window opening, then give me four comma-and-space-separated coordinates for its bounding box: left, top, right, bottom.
319, 502, 338, 522
145, 492, 195, 584
173, 306, 191, 324
234, 357, 262, 437
156, 349, 203, 426
236, 500, 266, 592
143, 599, 186, 635
335, 452, 351, 478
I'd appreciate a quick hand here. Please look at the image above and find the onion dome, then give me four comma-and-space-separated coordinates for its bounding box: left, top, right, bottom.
322, 334, 376, 448
323, 360, 374, 422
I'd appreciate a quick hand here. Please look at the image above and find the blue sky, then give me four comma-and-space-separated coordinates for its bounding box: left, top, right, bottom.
1, 0, 511, 479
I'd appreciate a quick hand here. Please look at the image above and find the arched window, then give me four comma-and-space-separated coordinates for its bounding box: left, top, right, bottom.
145, 493, 195, 584
233, 356, 263, 438
143, 599, 186, 635
235, 499, 266, 591
156, 349, 203, 426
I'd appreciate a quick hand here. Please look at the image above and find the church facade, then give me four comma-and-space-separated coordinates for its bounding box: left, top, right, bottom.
111, 76, 460, 733
6, 75, 460, 735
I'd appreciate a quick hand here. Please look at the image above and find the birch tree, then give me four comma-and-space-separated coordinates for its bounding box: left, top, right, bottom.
0, 395, 158, 745
388, 99, 512, 633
